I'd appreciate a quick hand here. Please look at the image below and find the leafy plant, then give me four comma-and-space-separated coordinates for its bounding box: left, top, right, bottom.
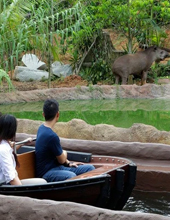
121, 41, 138, 54
80, 58, 113, 84
148, 61, 170, 83
97, 0, 170, 53
0, 69, 14, 92
0, 0, 87, 87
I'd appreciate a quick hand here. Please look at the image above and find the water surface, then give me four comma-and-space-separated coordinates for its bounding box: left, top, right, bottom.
124, 191, 170, 217
1, 99, 170, 131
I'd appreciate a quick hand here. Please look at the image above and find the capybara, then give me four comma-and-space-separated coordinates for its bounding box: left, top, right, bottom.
112, 46, 169, 85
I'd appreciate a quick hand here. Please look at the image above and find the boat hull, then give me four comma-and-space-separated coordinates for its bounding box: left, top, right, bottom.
0, 175, 111, 208
0, 146, 137, 210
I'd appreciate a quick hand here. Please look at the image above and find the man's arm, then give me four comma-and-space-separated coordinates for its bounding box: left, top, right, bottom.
56, 150, 83, 167
56, 151, 67, 164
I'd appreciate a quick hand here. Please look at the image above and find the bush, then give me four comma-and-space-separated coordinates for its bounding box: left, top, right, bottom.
148, 61, 170, 81
0, 69, 14, 92
80, 59, 114, 84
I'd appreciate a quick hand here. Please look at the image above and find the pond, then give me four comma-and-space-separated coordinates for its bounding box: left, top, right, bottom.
1, 99, 170, 131
124, 191, 170, 217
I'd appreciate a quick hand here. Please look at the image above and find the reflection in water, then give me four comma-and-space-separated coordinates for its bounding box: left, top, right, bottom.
124, 191, 170, 216
1, 99, 170, 131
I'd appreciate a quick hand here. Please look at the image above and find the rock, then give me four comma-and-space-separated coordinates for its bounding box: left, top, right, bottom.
3, 84, 170, 105
17, 119, 42, 134
22, 54, 47, 70
51, 61, 72, 77
37, 64, 47, 70
0, 195, 169, 220
14, 66, 49, 81
157, 78, 170, 84
16, 118, 170, 145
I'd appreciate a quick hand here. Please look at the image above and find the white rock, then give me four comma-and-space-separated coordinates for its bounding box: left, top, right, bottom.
22, 54, 46, 70
51, 61, 72, 77
14, 66, 49, 82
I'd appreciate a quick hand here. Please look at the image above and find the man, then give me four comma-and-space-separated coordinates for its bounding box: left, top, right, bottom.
35, 99, 95, 182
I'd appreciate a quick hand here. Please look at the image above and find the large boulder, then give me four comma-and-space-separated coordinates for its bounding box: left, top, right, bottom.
51, 61, 72, 77
14, 66, 49, 81
16, 118, 170, 145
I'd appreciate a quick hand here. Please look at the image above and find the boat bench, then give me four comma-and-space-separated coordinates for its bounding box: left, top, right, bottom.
17, 148, 93, 178
17, 148, 117, 183
17, 149, 94, 179
17, 150, 47, 185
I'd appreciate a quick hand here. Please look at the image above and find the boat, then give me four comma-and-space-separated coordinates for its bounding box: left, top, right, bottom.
0, 145, 137, 210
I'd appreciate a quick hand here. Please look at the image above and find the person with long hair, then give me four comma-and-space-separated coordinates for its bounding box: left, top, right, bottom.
0, 114, 32, 185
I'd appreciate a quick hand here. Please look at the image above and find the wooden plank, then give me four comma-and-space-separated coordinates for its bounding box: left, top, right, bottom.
16, 151, 35, 179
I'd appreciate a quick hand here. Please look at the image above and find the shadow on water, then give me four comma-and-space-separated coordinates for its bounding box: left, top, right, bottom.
124, 191, 170, 216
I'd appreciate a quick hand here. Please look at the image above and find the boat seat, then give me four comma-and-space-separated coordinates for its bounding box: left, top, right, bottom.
17, 150, 36, 179
16, 151, 48, 185
21, 178, 47, 185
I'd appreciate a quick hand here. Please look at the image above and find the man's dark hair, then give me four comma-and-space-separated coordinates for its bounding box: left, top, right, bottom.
0, 114, 17, 142
43, 99, 59, 121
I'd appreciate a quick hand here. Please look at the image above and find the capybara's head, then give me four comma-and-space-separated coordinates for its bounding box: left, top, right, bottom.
153, 46, 169, 61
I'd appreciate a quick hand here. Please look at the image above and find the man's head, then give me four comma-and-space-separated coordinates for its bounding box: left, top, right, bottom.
43, 99, 59, 121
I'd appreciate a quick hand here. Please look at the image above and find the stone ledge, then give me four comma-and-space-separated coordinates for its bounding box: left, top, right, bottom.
0, 195, 169, 220
2, 84, 170, 104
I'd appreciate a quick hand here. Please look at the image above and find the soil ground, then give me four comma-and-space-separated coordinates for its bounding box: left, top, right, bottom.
1, 75, 89, 92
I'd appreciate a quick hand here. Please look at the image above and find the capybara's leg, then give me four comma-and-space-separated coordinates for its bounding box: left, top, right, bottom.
141, 71, 147, 85
115, 75, 120, 84
122, 77, 128, 85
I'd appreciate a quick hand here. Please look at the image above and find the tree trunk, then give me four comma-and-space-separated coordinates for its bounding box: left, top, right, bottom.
127, 0, 132, 54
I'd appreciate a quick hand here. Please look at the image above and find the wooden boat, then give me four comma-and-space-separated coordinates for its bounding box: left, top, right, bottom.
0, 145, 137, 210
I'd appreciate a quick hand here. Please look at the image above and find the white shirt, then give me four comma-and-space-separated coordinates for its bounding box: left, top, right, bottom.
0, 140, 17, 184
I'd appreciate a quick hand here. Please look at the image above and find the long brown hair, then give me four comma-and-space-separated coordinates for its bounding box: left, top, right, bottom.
0, 114, 20, 167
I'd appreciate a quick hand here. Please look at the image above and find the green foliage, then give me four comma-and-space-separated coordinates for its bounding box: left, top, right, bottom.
0, 69, 14, 92
121, 41, 138, 54
0, 0, 33, 73
1, 0, 170, 88
0, 0, 87, 88
80, 59, 113, 84
109, 0, 170, 51
71, 0, 170, 83
148, 61, 170, 83
69, 50, 81, 71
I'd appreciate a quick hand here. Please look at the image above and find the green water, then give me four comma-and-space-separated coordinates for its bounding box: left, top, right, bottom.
1, 99, 170, 131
